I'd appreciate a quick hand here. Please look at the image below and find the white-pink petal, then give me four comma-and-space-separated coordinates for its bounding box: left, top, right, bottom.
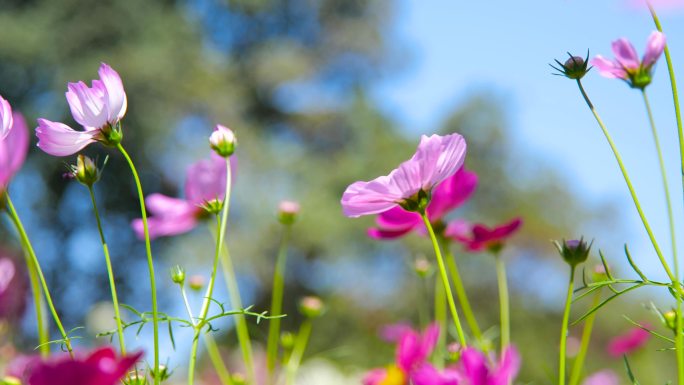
0, 96, 13, 140
0, 113, 28, 189
591, 56, 628, 79
66, 81, 108, 129
35, 119, 99, 157
643, 31, 666, 68
611, 38, 640, 70
98, 63, 127, 123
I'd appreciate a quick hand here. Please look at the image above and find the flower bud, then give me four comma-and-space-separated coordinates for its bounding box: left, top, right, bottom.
170, 265, 185, 286
232, 373, 247, 385
299, 296, 325, 318
200, 198, 223, 215
124, 371, 148, 385
280, 331, 295, 349
188, 275, 205, 291
551, 51, 591, 80
591, 264, 610, 282
72, 154, 100, 187
0, 376, 21, 385
554, 238, 591, 267
413, 257, 431, 277
664, 310, 677, 331
150, 364, 171, 381
277, 200, 300, 225
209, 124, 236, 158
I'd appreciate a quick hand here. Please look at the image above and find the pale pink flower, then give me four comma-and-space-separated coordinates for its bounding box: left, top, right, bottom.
0, 112, 29, 192
342, 133, 467, 218
0, 95, 13, 140
582, 370, 619, 385
592, 32, 666, 88
36, 63, 127, 156
607, 326, 650, 357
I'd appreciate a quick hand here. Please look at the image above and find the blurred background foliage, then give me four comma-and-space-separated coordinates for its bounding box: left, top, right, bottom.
0, 0, 675, 383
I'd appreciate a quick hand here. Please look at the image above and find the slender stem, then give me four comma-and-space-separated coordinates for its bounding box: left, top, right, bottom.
285, 319, 313, 385
4, 194, 73, 356
648, 8, 684, 385
576, 80, 676, 282
116, 143, 159, 383
559, 267, 576, 385
190, 158, 233, 385
267, 223, 292, 381
433, 272, 447, 368
495, 254, 510, 351
442, 239, 483, 342
87, 186, 126, 355
181, 287, 195, 326
25, 252, 49, 356
421, 213, 467, 346
204, 333, 235, 385
568, 289, 602, 385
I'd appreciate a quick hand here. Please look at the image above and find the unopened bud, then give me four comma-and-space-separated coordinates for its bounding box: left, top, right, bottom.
188, 275, 205, 291
554, 238, 591, 267
170, 265, 185, 285
281, 331, 295, 349
1, 376, 21, 385
200, 198, 223, 215
231, 373, 247, 385
277, 200, 300, 225
551, 51, 591, 80
209, 124, 236, 158
150, 364, 171, 381
446, 342, 462, 361
72, 155, 100, 187
414, 257, 431, 277
591, 264, 610, 282
664, 310, 677, 331
299, 296, 325, 318
125, 371, 148, 385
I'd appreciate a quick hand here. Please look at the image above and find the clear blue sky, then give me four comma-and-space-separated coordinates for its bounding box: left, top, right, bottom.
373, 0, 684, 281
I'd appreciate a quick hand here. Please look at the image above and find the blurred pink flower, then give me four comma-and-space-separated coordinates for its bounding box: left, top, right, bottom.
0, 255, 28, 322
0, 111, 29, 192
132, 154, 230, 239
0, 95, 13, 140
627, 0, 684, 11
581, 370, 619, 385
9, 347, 141, 385
342, 133, 467, 218
607, 326, 651, 357
592, 32, 666, 89
36, 63, 127, 156
368, 168, 478, 239
456, 346, 520, 385
447, 218, 522, 252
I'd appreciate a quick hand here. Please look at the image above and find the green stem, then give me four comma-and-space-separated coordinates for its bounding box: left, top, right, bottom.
559, 267, 576, 385
25, 252, 49, 356
204, 333, 234, 385
87, 186, 126, 355
266, 223, 292, 381
648, 8, 684, 385
116, 143, 159, 383
433, 273, 447, 368
568, 289, 602, 385
495, 254, 510, 351
190, 158, 233, 385
576, 80, 675, 282
443, 239, 483, 342
4, 194, 73, 356
421, 213, 467, 346
285, 319, 313, 385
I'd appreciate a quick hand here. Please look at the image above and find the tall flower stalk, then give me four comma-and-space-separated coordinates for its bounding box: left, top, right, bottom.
495, 253, 510, 351
568, 290, 602, 385
442, 239, 483, 342
558, 266, 575, 385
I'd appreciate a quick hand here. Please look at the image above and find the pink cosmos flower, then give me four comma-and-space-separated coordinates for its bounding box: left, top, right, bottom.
0, 111, 29, 192
0, 95, 13, 140
368, 168, 478, 239
132, 154, 229, 239
447, 218, 522, 252
36, 63, 127, 156
0, 255, 27, 322
9, 347, 142, 385
592, 32, 666, 89
581, 370, 619, 385
456, 346, 520, 385
342, 133, 467, 218
607, 326, 650, 357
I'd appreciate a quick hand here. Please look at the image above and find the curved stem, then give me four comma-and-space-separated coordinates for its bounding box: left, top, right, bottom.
267, 223, 292, 381
442, 239, 483, 342
421, 213, 467, 346
87, 186, 126, 355
116, 143, 159, 383
495, 254, 510, 351
285, 319, 313, 385
434, 273, 447, 368
4, 194, 73, 356
568, 289, 602, 385
559, 267, 576, 385
25, 252, 49, 356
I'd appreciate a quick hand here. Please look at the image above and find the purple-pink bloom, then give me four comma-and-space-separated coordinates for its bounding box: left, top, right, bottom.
36, 63, 127, 156
0, 112, 29, 192
132, 154, 229, 239
342, 133, 467, 218
456, 346, 520, 385
368, 168, 478, 239
0, 255, 28, 322
592, 31, 666, 88
581, 370, 619, 385
11, 347, 142, 385
447, 218, 522, 252
0, 95, 13, 140
607, 326, 651, 357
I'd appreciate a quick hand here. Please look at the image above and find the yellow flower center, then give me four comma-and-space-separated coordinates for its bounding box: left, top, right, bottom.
379, 365, 406, 385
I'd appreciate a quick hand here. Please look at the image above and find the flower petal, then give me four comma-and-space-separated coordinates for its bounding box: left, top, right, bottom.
341, 178, 404, 217
0, 112, 29, 189
132, 194, 199, 240
642, 31, 666, 68
611, 38, 640, 70
98, 63, 128, 123
36, 119, 99, 156
591, 56, 628, 79
0, 95, 13, 140
65, 81, 108, 129
185, 154, 229, 205
428, 168, 478, 220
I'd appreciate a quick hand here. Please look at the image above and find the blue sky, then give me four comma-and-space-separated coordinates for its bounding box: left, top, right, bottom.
374, 0, 684, 281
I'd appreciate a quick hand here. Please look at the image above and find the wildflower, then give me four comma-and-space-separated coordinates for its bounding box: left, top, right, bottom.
10, 347, 142, 385
342, 133, 467, 218
551, 52, 591, 80
581, 370, 619, 385
553, 238, 592, 267
0, 95, 13, 140
367, 168, 477, 239
0, 111, 29, 193
131, 154, 229, 239
607, 326, 650, 357
36, 63, 127, 156
0, 256, 27, 322
456, 346, 520, 385
209, 124, 236, 158
277, 200, 300, 225
592, 31, 666, 89
448, 218, 522, 253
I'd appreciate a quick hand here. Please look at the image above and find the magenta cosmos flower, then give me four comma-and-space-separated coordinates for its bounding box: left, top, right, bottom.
456, 346, 520, 385
9, 347, 142, 385
447, 218, 522, 252
132, 153, 230, 239
592, 31, 666, 89
342, 133, 467, 218
607, 326, 650, 357
0, 109, 29, 193
0, 255, 27, 322
36, 63, 127, 156
368, 167, 478, 239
